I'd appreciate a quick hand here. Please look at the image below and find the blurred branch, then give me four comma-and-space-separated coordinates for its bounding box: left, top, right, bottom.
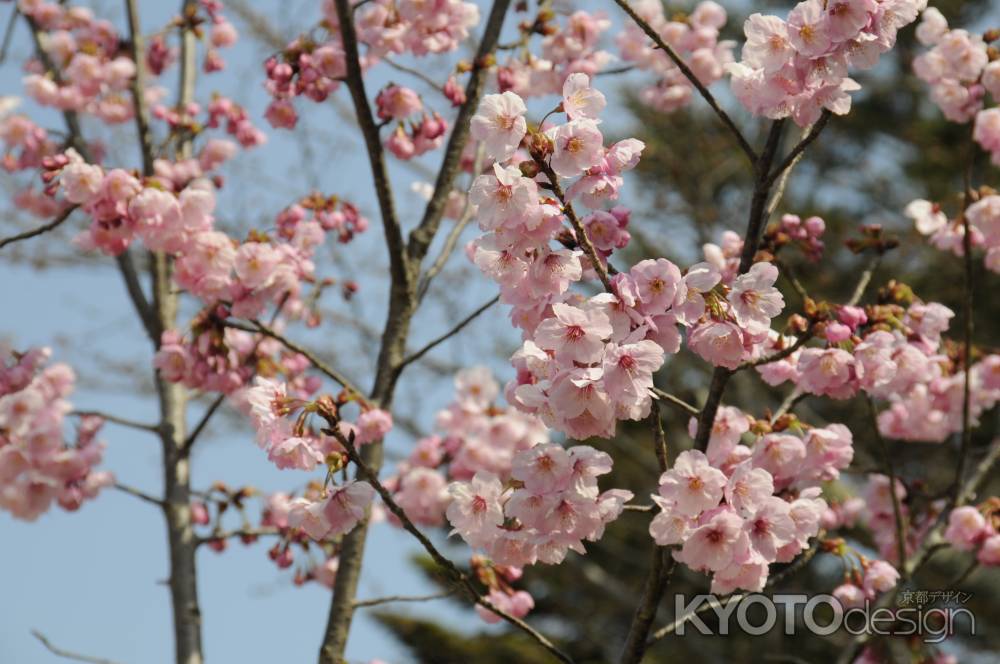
0, 206, 77, 250
196, 526, 280, 546
611, 0, 757, 165
72, 409, 160, 433
383, 56, 446, 93
417, 143, 485, 301
31, 630, 122, 664
651, 387, 699, 417
353, 590, 455, 609
867, 396, 908, 578
765, 110, 831, 188
114, 482, 165, 507
222, 319, 369, 404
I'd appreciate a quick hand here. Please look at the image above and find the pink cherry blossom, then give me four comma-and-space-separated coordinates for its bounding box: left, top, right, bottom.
470, 91, 527, 162
657, 449, 727, 517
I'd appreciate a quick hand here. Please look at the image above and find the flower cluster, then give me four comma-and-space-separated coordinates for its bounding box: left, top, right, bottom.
49, 151, 365, 319
762, 213, 826, 262
497, 10, 613, 98
263, 0, 479, 128
0, 346, 112, 520
944, 504, 1000, 566
446, 443, 632, 568
384, 112, 448, 161
618, 0, 736, 113
910, 195, 1000, 274
913, 7, 1000, 164
19, 0, 138, 123
385, 366, 548, 527
243, 377, 393, 473
751, 278, 1000, 442
831, 559, 901, 608
652, 407, 850, 594
728, 0, 923, 126
352, 0, 480, 59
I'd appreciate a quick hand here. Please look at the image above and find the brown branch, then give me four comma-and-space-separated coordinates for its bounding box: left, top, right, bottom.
352, 590, 455, 609
650, 387, 699, 417
72, 409, 160, 433
618, 406, 672, 663
221, 319, 369, 405
611, 0, 756, 164
692, 120, 786, 453
332, 0, 409, 302
31, 630, 122, 664
765, 110, 831, 188
953, 158, 976, 507
867, 396, 908, 577
537, 161, 613, 291
181, 393, 226, 455
114, 482, 165, 507
399, 296, 499, 368
404, 0, 513, 268
320, 2, 513, 660
0, 206, 77, 250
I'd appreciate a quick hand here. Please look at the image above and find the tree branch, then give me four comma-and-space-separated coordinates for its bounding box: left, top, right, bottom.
692, 120, 786, 453
332, 0, 409, 297
399, 296, 499, 368
404, 0, 513, 267
31, 630, 122, 664
765, 110, 831, 188
114, 482, 165, 507
650, 387, 699, 417
352, 590, 455, 609
221, 319, 369, 405
326, 425, 575, 664
72, 409, 160, 433
867, 396, 907, 576
611, 0, 757, 165
537, 160, 613, 291
0, 206, 77, 250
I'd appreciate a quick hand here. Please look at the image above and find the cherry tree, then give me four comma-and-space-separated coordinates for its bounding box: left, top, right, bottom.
1, 1, 999, 663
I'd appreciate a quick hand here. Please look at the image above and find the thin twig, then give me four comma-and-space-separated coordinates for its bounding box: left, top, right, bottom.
650, 387, 699, 417
417, 143, 486, 301
72, 409, 160, 433
31, 630, 122, 664
611, 0, 756, 164
867, 397, 908, 576
181, 393, 226, 454
222, 319, 369, 405
765, 110, 831, 188
0, 206, 77, 250
953, 161, 976, 507
196, 526, 280, 546
114, 482, 165, 507
352, 590, 455, 609
399, 296, 499, 368
382, 56, 446, 93
739, 330, 812, 371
